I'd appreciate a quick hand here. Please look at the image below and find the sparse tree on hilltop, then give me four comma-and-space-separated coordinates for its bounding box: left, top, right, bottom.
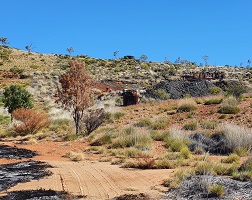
0, 37, 9, 45
67, 47, 75, 55
202, 55, 210, 67
56, 61, 94, 136
25, 43, 34, 53
247, 59, 251, 68
113, 50, 119, 59
140, 54, 148, 62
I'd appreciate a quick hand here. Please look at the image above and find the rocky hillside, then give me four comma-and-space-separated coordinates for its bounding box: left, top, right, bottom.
0, 45, 252, 102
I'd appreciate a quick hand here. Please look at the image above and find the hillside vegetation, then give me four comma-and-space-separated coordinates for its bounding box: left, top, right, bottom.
0, 45, 252, 199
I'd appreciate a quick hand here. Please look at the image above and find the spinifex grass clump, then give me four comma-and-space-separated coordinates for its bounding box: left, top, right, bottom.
111, 128, 153, 150
219, 123, 252, 155
177, 98, 197, 113
204, 95, 223, 105
218, 96, 240, 114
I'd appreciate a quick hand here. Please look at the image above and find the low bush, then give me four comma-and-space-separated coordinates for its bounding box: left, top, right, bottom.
182, 122, 197, 131
179, 146, 191, 159
219, 114, 226, 119
64, 151, 84, 162
151, 116, 169, 130
134, 118, 152, 127
164, 137, 188, 152
90, 134, 112, 146
218, 106, 240, 114
220, 123, 252, 154
204, 97, 223, 105
150, 130, 169, 141
154, 159, 176, 169
12, 108, 50, 136
111, 129, 152, 150
82, 108, 106, 135
239, 157, 252, 171
0, 115, 10, 125
194, 162, 237, 176
49, 118, 74, 136
208, 87, 222, 95
232, 171, 252, 181
123, 147, 142, 158
113, 112, 125, 120
201, 120, 218, 130
177, 98, 197, 113
64, 134, 78, 141
207, 184, 225, 197
225, 85, 247, 98
154, 89, 170, 100
221, 153, 240, 164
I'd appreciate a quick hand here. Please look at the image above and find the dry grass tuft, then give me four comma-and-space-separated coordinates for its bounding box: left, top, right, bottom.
64, 151, 84, 161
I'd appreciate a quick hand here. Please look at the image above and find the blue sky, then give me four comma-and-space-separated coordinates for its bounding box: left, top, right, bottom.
1, 1, 252, 66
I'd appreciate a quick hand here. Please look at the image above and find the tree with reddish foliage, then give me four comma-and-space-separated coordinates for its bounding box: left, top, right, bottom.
56, 61, 94, 136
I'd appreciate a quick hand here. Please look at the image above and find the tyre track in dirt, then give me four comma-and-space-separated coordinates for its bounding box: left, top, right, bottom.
6, 160, 172, 199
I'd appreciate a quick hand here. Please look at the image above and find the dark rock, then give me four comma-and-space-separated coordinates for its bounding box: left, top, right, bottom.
146, 80, 218, 99
188, 133, 232, 155
165, 175, 252, 200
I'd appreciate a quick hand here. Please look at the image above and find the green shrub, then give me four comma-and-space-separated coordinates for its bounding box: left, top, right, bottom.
154, 159, 176, 169
123, 147, 142, 158
9, 67, 24, 74
208, 87, 222, 95
50, 118, 71, 132
164, 137, 188, 152
218, 106, 240, 114
150, 130, 169, 141
180, 146, 191, 159
201, 121, 218, 130
225, 85, 247, 98
207, 184, 225, 197
64, 134, 78, 141
183, 122, 197, 130
134, 118, 152, 127
177, 98, 197, 113
114, 112, 124, 120
204, 98, 222, 105
0, 115, 10, 125
111, 130, 152, 150
194, 162, 237, 176
239, 157, 252, 171
232, 171, 252, 181
154, 89, 170, 100
219, 114, 226, 119
30, 64, 40, 69
90, 134, 112, 146
221, 153, 240, 164
151, 117, 169, 130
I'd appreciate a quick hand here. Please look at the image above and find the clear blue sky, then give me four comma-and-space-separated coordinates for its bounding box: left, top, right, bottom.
1, 0, 252, 66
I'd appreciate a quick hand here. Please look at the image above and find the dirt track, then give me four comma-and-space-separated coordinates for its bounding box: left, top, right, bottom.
4, 159, 171, 199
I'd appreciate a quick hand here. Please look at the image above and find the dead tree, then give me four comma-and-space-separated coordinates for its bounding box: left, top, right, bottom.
56, 61, 94, 136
